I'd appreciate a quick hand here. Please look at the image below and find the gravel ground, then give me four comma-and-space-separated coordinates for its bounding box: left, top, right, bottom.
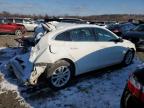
0, 32, 33, 47
0, 33, 33, 108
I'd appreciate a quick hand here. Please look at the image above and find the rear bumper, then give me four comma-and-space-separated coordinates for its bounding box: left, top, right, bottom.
7, 53, 48, 85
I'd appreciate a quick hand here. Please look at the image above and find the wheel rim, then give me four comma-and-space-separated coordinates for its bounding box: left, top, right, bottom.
15, 30, 22, 36
51, 66, 71, 87
125, 51, 133, 65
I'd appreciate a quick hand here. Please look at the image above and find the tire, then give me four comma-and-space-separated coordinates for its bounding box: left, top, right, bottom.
120, 87, 131, 108
15, 29, 22, 36
46, 60, 74, 90
122, 50, 134, 66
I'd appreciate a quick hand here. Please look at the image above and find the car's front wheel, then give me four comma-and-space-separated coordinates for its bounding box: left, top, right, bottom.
122, 50, 134, 66
46, 60, 74, 90
15, 29, 22, 36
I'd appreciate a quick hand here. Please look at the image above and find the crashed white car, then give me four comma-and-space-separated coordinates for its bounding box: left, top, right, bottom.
8, 22, 136, 89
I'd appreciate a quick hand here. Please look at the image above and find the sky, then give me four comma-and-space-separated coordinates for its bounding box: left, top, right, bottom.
0, 0, 144, 16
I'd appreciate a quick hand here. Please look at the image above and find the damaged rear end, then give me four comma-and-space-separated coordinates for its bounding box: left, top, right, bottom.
8, 51, 48, 85
7, 23, 55, 85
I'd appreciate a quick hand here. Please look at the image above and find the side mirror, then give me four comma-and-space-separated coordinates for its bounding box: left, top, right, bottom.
118, 37, 123, 42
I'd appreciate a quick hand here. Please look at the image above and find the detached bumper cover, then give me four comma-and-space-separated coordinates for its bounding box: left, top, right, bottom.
8, 53, 47, 85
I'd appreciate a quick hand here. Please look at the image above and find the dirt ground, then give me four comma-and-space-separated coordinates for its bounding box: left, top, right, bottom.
0, 32, 33, 47
0, 73, 29, 108
0, 91, 29, 108
0, 33, 33, 108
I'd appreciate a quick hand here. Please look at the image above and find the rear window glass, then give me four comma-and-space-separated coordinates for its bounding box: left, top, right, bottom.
55, 32, 71, 41
69, 28, 95, 41
55, 28, 96, 41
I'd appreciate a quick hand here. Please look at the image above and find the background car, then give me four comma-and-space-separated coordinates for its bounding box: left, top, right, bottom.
3, 18, 38, 31
8, 23, 136, 90
94, 21, 118, 28
122, 24, 144, 50
0, 18, 26, 36
107, 23, 136, 36
121, 67, 144, 108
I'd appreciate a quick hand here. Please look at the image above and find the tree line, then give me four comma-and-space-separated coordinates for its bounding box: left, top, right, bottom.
0, 11, 144, 22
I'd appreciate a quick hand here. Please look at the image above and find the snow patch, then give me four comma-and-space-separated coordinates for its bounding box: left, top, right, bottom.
0, 47, 143, 108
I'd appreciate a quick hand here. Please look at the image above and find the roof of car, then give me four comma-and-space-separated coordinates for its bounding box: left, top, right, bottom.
44, 22, 113, 40
46, 21, 104, 31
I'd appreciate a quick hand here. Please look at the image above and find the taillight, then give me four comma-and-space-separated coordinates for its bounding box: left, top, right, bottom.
128, 75, 141, 97
141, 87, 144, 102
128, 74, 144, 102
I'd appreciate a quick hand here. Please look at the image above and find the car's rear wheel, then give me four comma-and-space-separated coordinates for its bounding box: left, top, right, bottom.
122, 49, 134, 66
15, 29, 22, 36
121, 87, 132, 108
46, 60, 74, 90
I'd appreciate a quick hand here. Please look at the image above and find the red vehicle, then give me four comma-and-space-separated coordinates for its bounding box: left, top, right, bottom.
0, 19, 26, 36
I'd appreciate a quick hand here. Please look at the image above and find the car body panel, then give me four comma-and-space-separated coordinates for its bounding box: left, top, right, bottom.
65, 41, 126, 74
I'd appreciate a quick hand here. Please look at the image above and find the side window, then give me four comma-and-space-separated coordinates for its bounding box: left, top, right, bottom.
94, 28, 117, 41
70, 28, 96, 41
55, 32, 71, 41
5, 19, 13, 23
23, 19, 31, 24
0, 19, 3, 24
15, 19, 23, 23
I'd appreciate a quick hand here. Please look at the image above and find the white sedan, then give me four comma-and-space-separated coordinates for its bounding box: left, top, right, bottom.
8, 22, 136, 89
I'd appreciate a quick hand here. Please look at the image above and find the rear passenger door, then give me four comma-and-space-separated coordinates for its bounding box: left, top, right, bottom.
55, 27, 102, 74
